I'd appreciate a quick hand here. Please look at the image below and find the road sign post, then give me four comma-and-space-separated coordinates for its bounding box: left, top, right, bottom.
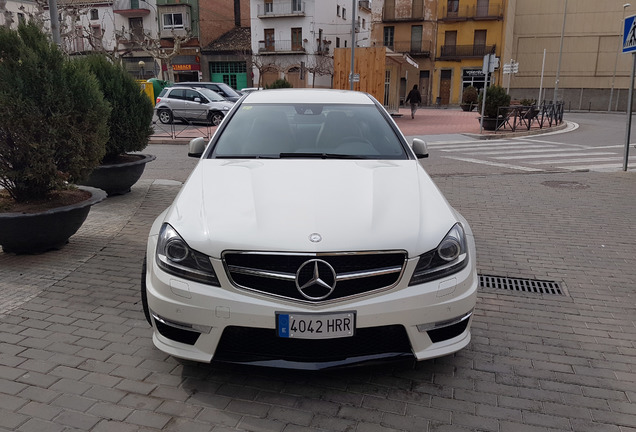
622, 15, 636, 171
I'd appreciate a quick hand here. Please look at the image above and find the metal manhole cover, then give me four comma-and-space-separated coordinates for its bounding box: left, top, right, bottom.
542, 180, 589, 190
479, 274, 566, 296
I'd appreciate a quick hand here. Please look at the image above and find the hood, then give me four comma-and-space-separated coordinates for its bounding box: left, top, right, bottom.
165, 160, 457, 257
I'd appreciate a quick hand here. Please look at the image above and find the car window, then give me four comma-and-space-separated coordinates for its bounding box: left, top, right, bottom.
168, 89, 185, 100
211, 104, 408, 160
185, 89, 200, 102
199, 88, 226, 102
217, 84, 241, 98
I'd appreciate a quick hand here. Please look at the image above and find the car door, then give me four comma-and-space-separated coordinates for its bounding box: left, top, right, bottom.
166, 88, 186, 119
183, 89, 206, 122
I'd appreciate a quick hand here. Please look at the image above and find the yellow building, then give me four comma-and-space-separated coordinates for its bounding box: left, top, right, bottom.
433, 0, 508, 105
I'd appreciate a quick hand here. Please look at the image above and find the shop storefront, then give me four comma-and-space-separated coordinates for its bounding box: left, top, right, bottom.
163, 55, 201, 82
462, 68, 491, 92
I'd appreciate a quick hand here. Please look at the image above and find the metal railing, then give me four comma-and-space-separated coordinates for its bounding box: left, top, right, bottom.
257, 1, 305, 17
258, 40, 305, 54
491, 102, 565, 132
439, 44, 495, 59
391, 40, 432, 56
441, 1, 504, 20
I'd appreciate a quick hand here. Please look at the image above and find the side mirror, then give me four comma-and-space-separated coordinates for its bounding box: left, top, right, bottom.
194, 97, 202, 103
412, 138, 429, 159
188, 137, 207, 158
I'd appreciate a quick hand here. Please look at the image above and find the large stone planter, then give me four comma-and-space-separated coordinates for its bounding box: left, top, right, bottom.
80, 153, 156, 196
0, 186, 107, 254
479, 117, 505, 131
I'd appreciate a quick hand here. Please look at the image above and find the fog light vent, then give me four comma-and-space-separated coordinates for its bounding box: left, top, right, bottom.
479, 274, 565, 296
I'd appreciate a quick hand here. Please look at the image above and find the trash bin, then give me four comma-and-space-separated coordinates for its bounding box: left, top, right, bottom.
147, 78, 171, 105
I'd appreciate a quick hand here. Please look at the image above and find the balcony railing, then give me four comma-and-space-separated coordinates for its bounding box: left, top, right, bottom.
441, 1, 503, 21
258, 40, 305, 54
257, 1, 305, 17
390, 40, 432, 57
113, 0, 151, 17
383, 4, 425, 21
439, 44, 495, 59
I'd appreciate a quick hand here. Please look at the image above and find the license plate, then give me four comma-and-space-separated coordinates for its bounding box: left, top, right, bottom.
276, 311, 355, 339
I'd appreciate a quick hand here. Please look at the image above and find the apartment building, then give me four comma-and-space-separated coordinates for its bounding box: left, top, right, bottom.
371, 0, 436, 106
434, 0, 506, 105
199, 0, 252, 90
250, 0, 372, 88
504, 0, 635, 111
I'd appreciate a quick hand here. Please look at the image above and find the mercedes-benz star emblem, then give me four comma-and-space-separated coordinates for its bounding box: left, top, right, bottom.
309, 233, 322, 243
295, 259, 337, 300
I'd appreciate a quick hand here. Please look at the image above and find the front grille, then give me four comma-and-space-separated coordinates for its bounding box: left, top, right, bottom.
223, 251, 407, 303
214, 325, 413, 364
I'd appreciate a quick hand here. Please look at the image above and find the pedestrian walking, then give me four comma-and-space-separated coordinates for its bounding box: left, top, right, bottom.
405, 85, 422, 119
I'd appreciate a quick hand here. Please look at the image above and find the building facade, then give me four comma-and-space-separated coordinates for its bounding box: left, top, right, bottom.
433, 0, 506, 105
250, 0, 372, 88
371, 0, 436, 106
504, 0, 635, 111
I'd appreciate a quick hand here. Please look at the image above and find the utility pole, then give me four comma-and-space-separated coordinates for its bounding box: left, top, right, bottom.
554, 0, 567, 102
349, 0, 356, 90
48, 0, 60, 45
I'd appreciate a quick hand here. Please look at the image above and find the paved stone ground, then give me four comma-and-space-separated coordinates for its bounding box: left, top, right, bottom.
0, 113, 635, 431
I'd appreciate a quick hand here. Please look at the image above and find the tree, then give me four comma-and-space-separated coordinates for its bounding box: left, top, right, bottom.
0, 22, 110, 202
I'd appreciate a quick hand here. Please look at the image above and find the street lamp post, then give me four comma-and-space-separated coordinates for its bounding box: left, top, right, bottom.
553, 0, 567, 102
138, 60, 145, 79
609, 3, 631, 112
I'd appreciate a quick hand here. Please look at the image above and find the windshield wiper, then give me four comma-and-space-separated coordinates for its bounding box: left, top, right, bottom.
213, 155, 280, 159
278, 152, 363, 159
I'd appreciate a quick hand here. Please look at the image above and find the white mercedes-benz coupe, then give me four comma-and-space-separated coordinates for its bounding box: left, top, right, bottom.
142, 89, 477, 369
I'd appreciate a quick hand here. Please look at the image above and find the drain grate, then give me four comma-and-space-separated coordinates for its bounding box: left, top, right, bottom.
479, 274, 565, 296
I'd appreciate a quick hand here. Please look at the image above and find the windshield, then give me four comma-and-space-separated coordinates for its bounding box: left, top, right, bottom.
198, 88, 226, 102
211, 103, 408, 159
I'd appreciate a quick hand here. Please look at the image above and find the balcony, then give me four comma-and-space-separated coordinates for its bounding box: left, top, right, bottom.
383, 4, 425, 22
438, 44, 495, 59
359, 0, 371, 11
390, 40, 432, 57
257, 1, 305, 18
441, 1, 503, 21
258, 40, 305, 54
113, 0, 151, 17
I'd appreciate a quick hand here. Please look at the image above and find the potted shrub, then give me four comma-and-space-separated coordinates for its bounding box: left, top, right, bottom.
78, 54, 155, 195
265, 78, 293, 89
0, 23, 109, 253
477, 85, 511, 130
460, 85, 478, 111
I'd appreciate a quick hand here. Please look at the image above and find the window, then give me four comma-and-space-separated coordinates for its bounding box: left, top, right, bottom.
91, 25, 103, 49
265, 0, 273, 13
292, 0, 302, 12
163, 13, 184, 30
17, 12, 25, 24
337, 5, 340, 16
343, 7, 346, 19
129, 17, 144, 41
264, 28, 275, 51
291, 28, 302, 51
90, 9, 98, 20
473, 30, 487, 55
447, 0, 459, 16
411, 25, 422, 53
362, 18, 366, 29
336, 37, 340, 48
383, 26, 395, 49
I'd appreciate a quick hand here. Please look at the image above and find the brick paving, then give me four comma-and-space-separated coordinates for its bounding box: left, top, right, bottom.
0, 110, 635, 431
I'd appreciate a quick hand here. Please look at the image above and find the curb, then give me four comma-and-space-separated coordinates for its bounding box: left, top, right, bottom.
463, 121, 569, 140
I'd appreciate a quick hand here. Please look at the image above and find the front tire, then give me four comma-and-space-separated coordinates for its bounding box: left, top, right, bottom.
158, 109, 173, 124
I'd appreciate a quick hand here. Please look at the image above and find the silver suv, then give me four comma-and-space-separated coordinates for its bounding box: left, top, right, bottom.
155, 87, 234, 126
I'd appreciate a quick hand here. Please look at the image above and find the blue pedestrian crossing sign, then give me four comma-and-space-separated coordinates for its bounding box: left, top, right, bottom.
623, 15, 636, 53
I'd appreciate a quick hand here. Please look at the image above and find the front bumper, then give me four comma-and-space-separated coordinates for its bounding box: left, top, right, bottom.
144, 237, 478, 368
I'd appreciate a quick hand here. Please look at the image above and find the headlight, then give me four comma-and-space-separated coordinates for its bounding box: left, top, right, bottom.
409, 223, 468, 286
155, 223, 220, 286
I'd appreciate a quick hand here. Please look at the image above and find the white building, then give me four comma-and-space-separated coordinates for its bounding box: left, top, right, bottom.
0, 0, 40, 29
250, 0, 372, 88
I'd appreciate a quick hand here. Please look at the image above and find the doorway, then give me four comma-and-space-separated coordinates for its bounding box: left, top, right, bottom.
440, 70, 452, 105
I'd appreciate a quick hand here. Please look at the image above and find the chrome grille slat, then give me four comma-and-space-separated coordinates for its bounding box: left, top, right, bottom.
223, 251, 407, 303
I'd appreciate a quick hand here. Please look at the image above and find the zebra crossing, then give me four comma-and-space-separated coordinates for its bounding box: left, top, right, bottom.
426, 137, 636, 173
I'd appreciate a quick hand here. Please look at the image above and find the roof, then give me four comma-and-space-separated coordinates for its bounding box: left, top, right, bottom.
243, 89, 376, 105
202, 27, 251, 54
